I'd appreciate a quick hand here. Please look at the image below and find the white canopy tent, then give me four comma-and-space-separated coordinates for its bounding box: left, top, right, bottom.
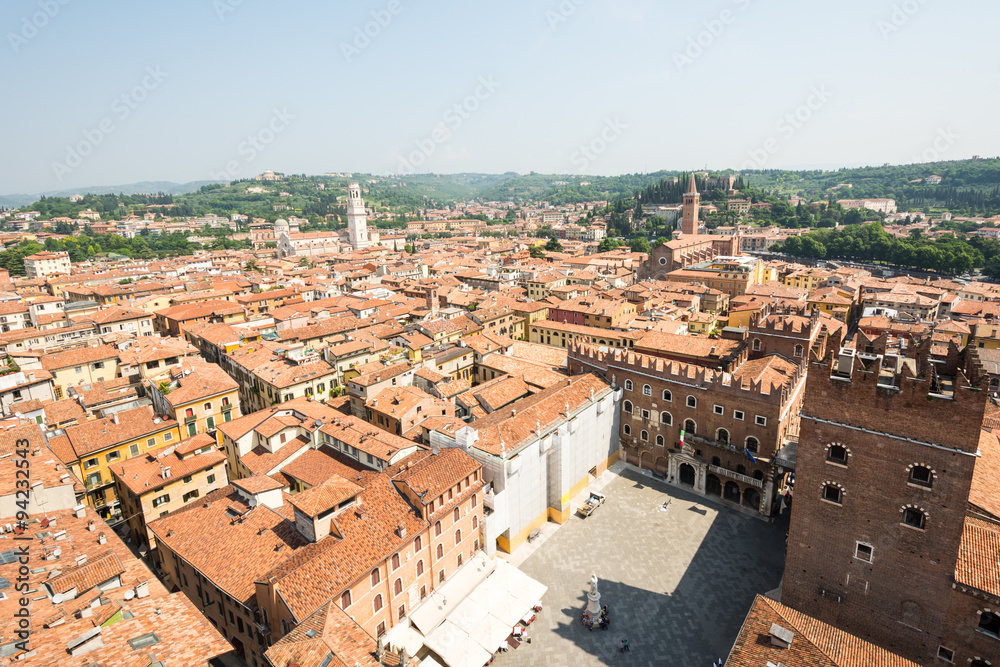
404, 553, 548, 667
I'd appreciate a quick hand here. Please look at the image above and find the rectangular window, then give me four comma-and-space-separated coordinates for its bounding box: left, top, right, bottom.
183, 475, 193, 484
182, 490, 199, 502
164, 432, 173, 442
936, 647, 954, 663
207, 474, 216, 484
84, 458, 99, 469
641, 409, 650, 420
152, 494, 170, 508
855, 542, 873, 563
130, 444, 140, 456
733, 410, 745, 421
106, 451, 120, 462
146, 437, 155, 447
713, 405, 724, 416
755, 415, 767, 427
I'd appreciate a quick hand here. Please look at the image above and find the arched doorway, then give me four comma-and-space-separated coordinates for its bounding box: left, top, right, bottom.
654, 456, 668, 476
705, 474, 721, 496
743, 487, 761, 510
724, 482, 740, 503
679, 463, 695, 486
627, 447, 640, 466
639, 450, 653, 471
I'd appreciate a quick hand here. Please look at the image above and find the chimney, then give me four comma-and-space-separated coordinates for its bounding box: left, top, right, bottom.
163, 466, 171, 479
769, 623, 794, 649
111, 413, 119, 425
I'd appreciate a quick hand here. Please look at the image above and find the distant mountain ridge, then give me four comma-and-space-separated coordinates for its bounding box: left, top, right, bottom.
0, 180, 224, 209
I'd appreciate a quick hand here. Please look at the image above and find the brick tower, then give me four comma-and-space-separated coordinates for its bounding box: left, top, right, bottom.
681, 173, 700, 235
782, 343, 1000, 665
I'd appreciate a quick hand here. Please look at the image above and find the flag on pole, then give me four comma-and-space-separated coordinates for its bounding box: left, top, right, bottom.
745, 447, 758, 464
679, 429, 685, 447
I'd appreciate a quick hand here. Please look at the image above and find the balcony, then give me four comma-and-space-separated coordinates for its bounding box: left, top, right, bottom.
709, 464, 764, 489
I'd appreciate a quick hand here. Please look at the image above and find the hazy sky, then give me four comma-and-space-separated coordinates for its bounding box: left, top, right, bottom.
2, 0, 997, 193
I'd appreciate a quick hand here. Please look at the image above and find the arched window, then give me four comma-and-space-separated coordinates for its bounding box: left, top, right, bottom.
683, 419, 696, 435
827, 445, 848, 464
471, 493, 477, 507
453, 507, 460, 522
414, 535, 422, 552
203, 402, 212, 411
745, 437, 759, 453
660, 411, 672, 425
472, 515, 478, 530
434, 521, 442, 536
370, 569, 380, 586
623, 424, 631, 436
416, 560, 424, 576
822, 484, 843, 505
901, 507, 926, 530
623, 400, 633, 414
909, 465, 933, 488
656, 435, 664, 446
455, 529, 462, 545
439, 570, 446, 583
716, 429, 730, 445
794, 344, 804, 357
662, 389, 672, 401
436, 544, 444, 559
185, 407, 194, 418
391, 554, 400, 571
341, 590, 352, 608
394, 578, 403, 596
686, 395, 697, 408
711, 456, 721, 466
640, 430, 648, 442
979, 611, 1000, 637
752, 338, 761, 351
624, 379, 633, 391
373, 594, 383, 612
642, 384, 651, 396
457, 554, 463, 567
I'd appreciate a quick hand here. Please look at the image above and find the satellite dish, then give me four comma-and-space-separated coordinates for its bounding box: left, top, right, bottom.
52, 593, 63, 604
53, 549, 61, 558
123, 590, 135, 601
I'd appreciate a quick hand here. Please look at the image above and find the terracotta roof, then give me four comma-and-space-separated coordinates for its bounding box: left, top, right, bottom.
470, 374, 612, 456
149, 486, 309, 608
280, 445, 374, 488
63, 406, 178, 459
288, 474, 364, 517
726, 595, 918, 666
46, 550, 125, 594
233, 474, 287, 494
264, 600, 380, 667
113, 446, 226, 496
956, 514, 1000, 599
41, 344, 119, 371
